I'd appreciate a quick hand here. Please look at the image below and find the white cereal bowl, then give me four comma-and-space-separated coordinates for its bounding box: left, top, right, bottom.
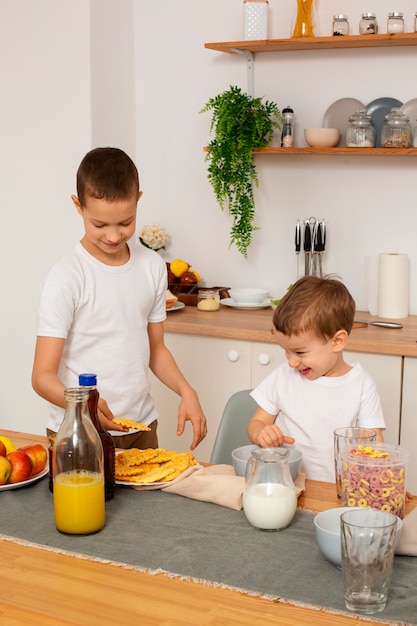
314, 507, 402, 569
304, 127, 340, 148
229, 288, 269, 305
231, 444, 302, 482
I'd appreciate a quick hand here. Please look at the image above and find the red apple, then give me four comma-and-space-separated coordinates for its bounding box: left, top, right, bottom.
7, 450, 33, 483
0, 456, 11, 485
18, 444, 47, 475
179, 271, 198, 285
0, 440, 6, 457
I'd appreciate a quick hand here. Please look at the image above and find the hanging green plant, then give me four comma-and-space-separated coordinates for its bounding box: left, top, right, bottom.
200, 85, 282, 258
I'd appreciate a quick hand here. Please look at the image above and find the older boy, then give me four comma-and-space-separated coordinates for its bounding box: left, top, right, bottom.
247, 276, 385, 481
32, 147, 207, 450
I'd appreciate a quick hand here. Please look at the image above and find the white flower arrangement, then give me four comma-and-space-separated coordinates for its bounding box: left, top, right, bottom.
138, 222, 170, 252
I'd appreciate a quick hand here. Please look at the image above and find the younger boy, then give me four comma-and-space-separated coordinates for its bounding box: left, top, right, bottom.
32, 147, 207, 450
247, 276, 385, 482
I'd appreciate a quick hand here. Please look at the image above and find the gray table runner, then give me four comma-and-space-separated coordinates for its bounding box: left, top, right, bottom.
1, 478, 416, 625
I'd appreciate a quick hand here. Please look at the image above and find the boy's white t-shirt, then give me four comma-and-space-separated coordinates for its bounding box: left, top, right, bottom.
36, 239, 167, 432
250, 363, 386, 482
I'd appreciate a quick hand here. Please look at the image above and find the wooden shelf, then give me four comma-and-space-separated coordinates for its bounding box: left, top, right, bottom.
204, 147, 417, 156
204, 33, 417, 156
253, 147, 417, 155
205, 33, 417, 54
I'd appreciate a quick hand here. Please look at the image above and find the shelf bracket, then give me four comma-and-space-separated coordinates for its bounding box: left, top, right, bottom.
230, 48, 254, 96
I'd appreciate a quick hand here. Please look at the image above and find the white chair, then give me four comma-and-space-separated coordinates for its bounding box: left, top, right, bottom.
210, 389, 258, 465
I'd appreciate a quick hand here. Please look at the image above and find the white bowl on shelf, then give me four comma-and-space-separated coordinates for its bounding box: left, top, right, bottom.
304, 128, 340, 148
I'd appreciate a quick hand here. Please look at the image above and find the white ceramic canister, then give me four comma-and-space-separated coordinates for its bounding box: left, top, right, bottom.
243, 0, 268, 40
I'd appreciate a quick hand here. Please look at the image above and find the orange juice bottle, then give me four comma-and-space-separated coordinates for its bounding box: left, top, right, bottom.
53, 388, 105, 535
54, 471, 104, 534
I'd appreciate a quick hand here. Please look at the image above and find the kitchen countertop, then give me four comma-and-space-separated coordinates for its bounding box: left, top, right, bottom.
164, 306, 417, 357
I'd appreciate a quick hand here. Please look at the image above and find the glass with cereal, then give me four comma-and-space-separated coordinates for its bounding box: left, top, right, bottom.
340, 442, 409, 519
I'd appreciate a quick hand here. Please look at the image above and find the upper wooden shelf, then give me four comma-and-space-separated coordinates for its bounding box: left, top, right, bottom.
205, 33, 417, 54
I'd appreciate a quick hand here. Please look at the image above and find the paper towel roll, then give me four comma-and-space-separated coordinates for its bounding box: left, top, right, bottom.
377, 253, 409, 319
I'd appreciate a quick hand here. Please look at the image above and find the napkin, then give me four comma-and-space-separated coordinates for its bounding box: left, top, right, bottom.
162, 464, 245, 510
395, 507, 417, 556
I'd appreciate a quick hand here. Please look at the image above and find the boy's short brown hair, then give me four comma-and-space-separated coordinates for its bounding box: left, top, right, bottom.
76, 147, 140, 206
273, 276, 356, 340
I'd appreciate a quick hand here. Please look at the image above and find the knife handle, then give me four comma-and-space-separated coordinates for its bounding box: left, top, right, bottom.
295, 220, 301, 253
304, 222, 311, 252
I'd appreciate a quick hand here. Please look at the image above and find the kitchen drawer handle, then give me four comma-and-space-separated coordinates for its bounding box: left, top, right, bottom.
227, 350, 239, 362
258, 353, 270, 366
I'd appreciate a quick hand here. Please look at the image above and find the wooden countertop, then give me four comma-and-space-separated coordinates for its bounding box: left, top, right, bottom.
1, 429, 415, 626
164, 306, 417, 357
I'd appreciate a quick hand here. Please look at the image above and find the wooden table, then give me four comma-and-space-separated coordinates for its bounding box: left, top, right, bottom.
1, 430, 415, 626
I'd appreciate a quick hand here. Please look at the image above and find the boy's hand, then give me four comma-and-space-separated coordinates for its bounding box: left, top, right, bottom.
97, 397, 128, 433
253, 424, 295, 448
176, 390, 207, 451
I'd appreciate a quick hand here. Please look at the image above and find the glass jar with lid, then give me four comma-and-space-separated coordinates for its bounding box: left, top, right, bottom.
333, 15, 349, 36
387, 12, 404, 33
359, 13, 378, 35
197, 289, 220, 311
346, 109, 375, 148
381, 108, 412, 148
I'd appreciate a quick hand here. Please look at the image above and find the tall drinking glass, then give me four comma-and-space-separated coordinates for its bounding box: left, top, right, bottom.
334, 427, 376, 500
341, 509, 397, 614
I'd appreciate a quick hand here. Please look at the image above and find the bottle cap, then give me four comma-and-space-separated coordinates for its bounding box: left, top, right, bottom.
79, 373, 97, 386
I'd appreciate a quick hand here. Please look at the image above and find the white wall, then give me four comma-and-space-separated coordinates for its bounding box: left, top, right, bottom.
0, 0, 91, 433
134, 0, 417, 309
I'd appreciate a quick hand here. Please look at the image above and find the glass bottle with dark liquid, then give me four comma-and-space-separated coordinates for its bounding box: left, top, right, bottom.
79, 373, 116, 500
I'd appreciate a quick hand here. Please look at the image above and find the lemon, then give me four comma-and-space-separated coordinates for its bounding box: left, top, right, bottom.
191, 270, 201, 283
0, 436, 16, 455
170, 259, 189, 278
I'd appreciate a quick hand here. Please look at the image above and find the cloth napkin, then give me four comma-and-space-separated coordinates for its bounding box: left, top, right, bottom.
132, 464, 306, 510
395, 507, 417, 556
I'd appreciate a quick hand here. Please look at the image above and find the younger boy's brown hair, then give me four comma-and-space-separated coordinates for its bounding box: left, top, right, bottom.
273, 276, 356, 341
76, 147, 140, 206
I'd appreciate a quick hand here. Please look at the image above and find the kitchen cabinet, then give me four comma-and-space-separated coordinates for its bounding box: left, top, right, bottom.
399, 357, 417, 492
150, 334, 286, 462
151, 333, 401, 465
345, 351, 402, 446
205, 33, 417, 156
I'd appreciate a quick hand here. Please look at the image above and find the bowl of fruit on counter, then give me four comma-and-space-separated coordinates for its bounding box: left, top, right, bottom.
167, 259, 201, 295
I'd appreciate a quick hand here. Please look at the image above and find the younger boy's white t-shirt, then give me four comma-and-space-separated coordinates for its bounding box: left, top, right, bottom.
250, 363, 386, 482
36, 239, 167, 432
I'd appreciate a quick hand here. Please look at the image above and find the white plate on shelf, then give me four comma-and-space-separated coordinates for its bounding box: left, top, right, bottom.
322, 98, 365, 147
366, 97, 403, 147
220, 298, 272, 310
166, 301, 185, 312
0, 465, 48, 492
401, 98, 417, 130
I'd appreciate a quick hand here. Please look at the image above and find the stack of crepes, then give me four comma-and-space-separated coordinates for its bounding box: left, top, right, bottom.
115, 447, 198, 483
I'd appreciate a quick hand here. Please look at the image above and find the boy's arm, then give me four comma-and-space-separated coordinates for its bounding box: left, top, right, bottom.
31, 336, 125, 432
247, 406, 295, 447
148, 322, 207, 451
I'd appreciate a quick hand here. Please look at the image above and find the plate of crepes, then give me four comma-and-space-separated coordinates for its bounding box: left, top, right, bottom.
115, 447, 198, 487
108, 417, 153, 437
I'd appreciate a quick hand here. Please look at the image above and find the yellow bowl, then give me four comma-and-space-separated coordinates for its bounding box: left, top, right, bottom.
304, 128, 340, 148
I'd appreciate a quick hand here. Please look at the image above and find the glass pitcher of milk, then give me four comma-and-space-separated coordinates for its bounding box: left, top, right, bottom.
242, 447, 297, 531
